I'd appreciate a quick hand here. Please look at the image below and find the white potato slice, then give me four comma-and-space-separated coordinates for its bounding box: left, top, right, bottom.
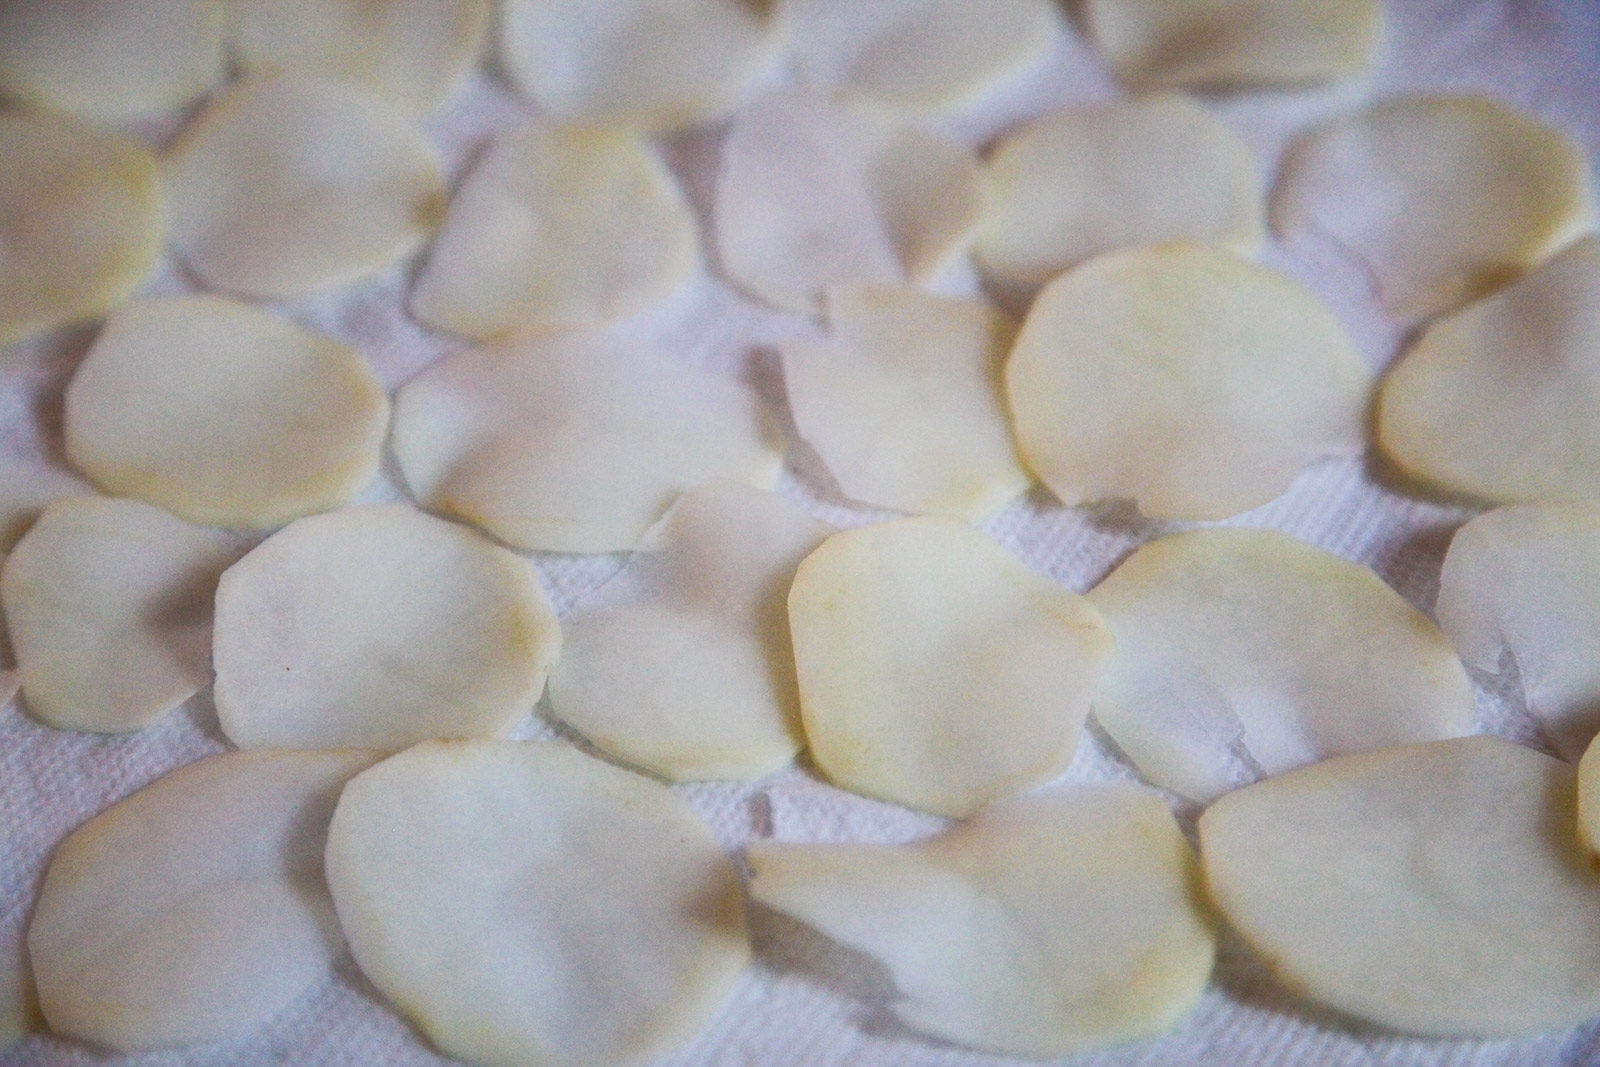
1201, 736, 1600, 1037
391, 332, 783, 553
1005, 242, 1368, 521
1273, 95, 1597, 320
781, 285, 1028, 520
164, 74, 447, 300
411, 123, 698, 341
213, 504, 560, 751
0, 113, 162, 349
788, 517, 1113, 817
1377, 236, 1600, 504
1089, 529, 1475, 803
325, 739, 749, 1067
65, 297, 389, 530
29, 749, 375, 1051
1, 497, 235, 733
0, 459, 91, 553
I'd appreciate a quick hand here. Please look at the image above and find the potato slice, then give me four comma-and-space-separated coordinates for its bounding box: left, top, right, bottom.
749, 787, 1213, 1057
0, 459, 91, 553
164, 74, 447, 300
0, 113, 162, 349
411, 123, 698, 340
1, 497, 235, 733
213, 504, 560, 751
65, 297, 389, 529
1089, 529, 1475, 802
325, 740, 749, 1067
1273, 95, 1597, 320
781, 285, 1029, 520
391, 332, 783, 553
1377, 236, 1600, 503
1201, 736, 1600, 1037
1579, 735, 1600, 858
788, 517, 1113, 817
1005, 242, 1368, 521
28, 749, 375, 1051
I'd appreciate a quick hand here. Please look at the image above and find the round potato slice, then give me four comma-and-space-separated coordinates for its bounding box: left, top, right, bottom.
1089, 528, 1474, 802
213, 504, 560, 752
1005, 242, 1368, 521
65, 297, 389, 529
0, 459, 91, 553
325, 740, 749, 1067
28, 749, 375, 1052
164, 74, 447, 300
411, 123, 698, 341
1273, 95, 1597, 321
788, 516, 1113, 817
1, 497, 235, 733
1201, 736, 1600, 1037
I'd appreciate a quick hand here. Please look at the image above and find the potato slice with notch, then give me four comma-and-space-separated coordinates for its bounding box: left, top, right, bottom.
0, 459, 91, 554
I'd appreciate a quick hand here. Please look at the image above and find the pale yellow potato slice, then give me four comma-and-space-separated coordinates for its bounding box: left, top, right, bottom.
213, 504, 560, 751
781, 285, 1028, 520
411, 123, 698, 341
1579, 734, 1600, 858
164, 74, 447, 300
0, 459, 91, 553
1090, 529, 1474, 802
1005, 242, 1368, 521
391, 332, 783, 553
0, 113, 162, 349
1274, 95, 1597, 320
1202, 736, 1600, 1037
65, 297, 389, 529
29, 749, 375, 1051
325, 740, 749, 1067
1377, 236, 1600, 503
788, 517, 1113, 817
1, 497, 235, 733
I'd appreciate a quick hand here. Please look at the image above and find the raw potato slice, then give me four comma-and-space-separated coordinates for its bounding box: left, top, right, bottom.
788, 517, 1113, 817
164, 75, 447, 300
391, 333, 783, 553
1201, 736, 1600, 1037
325, 740, 749, 1067
411, 123, 698, 340
65, 297, 389, 529
1377, 236, 1600, 503
1273, 95, 1597, 320
1580, 735, 1600, 858
0, 459, 91, 553
1005, 242, 1368, 521
749, 787, 1214, 1057
1089, 529, 1475, 803
213, 504, 560, 751
28, 749, 375, 1052
781, 285, 1029, 520
1, 497, 235, 733
0, 113, 162, 349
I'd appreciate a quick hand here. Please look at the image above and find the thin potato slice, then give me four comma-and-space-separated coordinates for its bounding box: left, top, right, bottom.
788, 517, 1113, 817
213, 504, 560, 752
1201, 736, 1600, 1037
65, 297, 389, 529
1005, 242, 1368, 521
325, 740, 749, 1067
0, 459, 91, 553
1089, 529, 1474, 802
28, 749, 375, 1051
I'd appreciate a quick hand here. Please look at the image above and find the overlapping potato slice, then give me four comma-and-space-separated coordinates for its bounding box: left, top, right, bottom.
325, 740, 749, 1067
1089, 529, 1474, 802
788, 517, 1113, 817
411, 123, 698, 340
1273, 95, 1597, 320
0, 113, 162, 349
0, 459, 91, 553
28, 749, 375, 1051
391, 332, 783, 552
65, 297, 389, 529
1, 497, 235, 733
164, 75, 447, 300
1202, 736, 1600, 1037
1005, 242, 1368, 521
213, 504, 560, 751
